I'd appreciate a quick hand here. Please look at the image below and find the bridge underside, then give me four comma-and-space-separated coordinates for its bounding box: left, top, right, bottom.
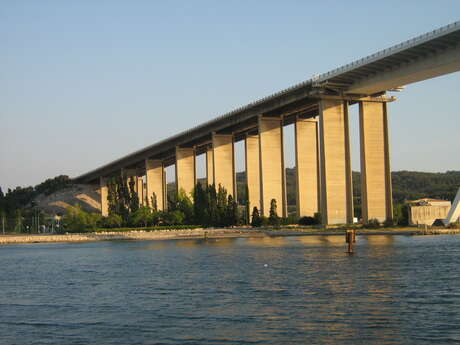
74, 22, 460, 225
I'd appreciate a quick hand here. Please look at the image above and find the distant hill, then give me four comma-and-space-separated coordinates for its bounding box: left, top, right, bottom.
171, 170, 460, 207
2, 171, 458, 217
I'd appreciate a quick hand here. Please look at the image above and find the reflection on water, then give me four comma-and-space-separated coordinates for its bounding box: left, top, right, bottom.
1, 235, 459, 345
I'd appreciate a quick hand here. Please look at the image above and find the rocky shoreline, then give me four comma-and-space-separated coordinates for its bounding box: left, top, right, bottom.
1, 227, 459, 245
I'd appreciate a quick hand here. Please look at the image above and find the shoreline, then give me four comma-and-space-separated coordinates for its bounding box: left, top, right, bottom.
1, 227, 459, 245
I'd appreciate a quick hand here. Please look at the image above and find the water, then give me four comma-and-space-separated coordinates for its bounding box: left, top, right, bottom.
1, 235, 459, 345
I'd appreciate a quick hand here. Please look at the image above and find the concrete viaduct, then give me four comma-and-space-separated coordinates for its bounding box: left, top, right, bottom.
74, 22, 460, 225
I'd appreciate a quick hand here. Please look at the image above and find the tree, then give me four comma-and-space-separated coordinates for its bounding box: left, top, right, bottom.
176, 189, 194, 224
216, 184, 228, 226
269, 199, 280, 226
227, 194, 239, 226
102, 214, 123, 228
62, 204, 101, 233
128, 177, 139, 213
251, 207, 262, 227
131, 206, 153, 227
193, 183, 207, 226
150, 192, 158, 211
14, 209, 24, 233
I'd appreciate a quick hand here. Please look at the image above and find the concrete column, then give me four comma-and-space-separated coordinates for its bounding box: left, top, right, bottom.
206, 146, 214, 186
175, 147, 196, 197
137, 176, 144, 206
145, 159, 165, 211
212, 133, 235, 196
295, 117, 320, 218
258, 116, 287, 217
245, 134, 261, 212
318, 99, 353, 225
100, 177, 109, 217
359, 101, 393, 223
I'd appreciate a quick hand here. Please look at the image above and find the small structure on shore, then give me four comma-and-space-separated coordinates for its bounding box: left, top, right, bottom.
406, 198, 451, 226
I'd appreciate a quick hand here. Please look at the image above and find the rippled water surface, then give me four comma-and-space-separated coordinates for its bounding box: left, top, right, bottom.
1, 235, 460, 345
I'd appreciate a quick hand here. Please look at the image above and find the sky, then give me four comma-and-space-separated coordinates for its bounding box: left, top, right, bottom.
1, 1, 459, 191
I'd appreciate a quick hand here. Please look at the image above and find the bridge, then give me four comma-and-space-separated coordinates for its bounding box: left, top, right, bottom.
74, 21, 460, 225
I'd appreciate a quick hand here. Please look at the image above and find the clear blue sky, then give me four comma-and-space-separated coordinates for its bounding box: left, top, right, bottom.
1, 1, 459, 191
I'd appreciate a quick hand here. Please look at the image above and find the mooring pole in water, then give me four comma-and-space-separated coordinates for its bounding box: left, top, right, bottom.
345, 230, 356, 253
204, 231, 208, 240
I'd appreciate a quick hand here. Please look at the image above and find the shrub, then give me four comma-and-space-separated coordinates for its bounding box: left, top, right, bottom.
313, 212, 322, 225
447, 222, 460, 229
383, 219, 395, 227
299, 216, 316, 226
101, 214, 123, 228
160, 210, 185, 226
366, 218, 381, 228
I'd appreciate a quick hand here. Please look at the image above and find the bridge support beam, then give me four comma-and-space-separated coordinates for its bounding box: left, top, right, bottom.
319, 99, 354, 225
245, 134, 261, 212
206, 146, 214, 186
137, 177, 144, 206
258, 116, 287, 217
212, 133, 235, 196
175, 147, 196, 197
295, 117, 320, 218
100, 177, 109, 217
145, 159, 166, 211
359, 101, 393, 223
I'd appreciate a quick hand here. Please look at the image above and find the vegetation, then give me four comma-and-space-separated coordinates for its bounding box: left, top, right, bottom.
1, 170, 458, 233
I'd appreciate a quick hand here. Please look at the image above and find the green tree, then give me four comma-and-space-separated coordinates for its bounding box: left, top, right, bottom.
269, 199, 280, 226
227, 194, 239, 226
102, 214, 123, 228
251, 207, 262, 227
193, 183, 207, 226
14, 209, 24, 233
62, 204, 101, 233
150, 192, 158, 211
131, 206, 154, 227
176, 189, 194, 224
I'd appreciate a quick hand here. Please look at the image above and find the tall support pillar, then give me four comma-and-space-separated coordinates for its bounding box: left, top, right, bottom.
100, 177, 109, 217
245, 134, 261, 212
318, 99, 353, 225
137, 177, 144, 206
212, 133, 235, 196
295, 117, 320, 217
258, 116, 287, 217
175, 147, 196, 197
359, 101, 393, 223
206, 146, 214, 186
145, 159, 165, 211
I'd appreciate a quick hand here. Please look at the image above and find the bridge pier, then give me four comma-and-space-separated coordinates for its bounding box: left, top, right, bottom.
318, 99, 354, 225
175, 147, 196, 197
145, 159, 166, 210
245, 133, 261, 213
99, 177, 109, 217
137, 176, 144, 206
359, 101, 393, 223
295, 117, 320, 218
206, 145, 214, 186
258, 116, 287, 217
212, 133, 235, 196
